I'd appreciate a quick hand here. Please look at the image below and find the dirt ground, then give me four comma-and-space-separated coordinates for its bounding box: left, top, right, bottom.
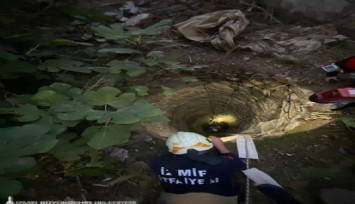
14, 0, 355, 203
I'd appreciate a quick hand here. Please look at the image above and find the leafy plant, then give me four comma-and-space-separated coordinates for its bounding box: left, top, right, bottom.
162, 86, 175, 96
38, 58, 91, 73
1, 83, 164, 151
98, 47, 142, 54
341, 116, 355, 130
0, 10, 198, 198
91, 19, 172, 42
0, 124, 58, 196
0, 81, 164, 197
92, 24, 132, 41
133, 19, 172, 36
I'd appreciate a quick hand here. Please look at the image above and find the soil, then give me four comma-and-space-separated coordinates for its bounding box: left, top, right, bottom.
8, 0, 355, 204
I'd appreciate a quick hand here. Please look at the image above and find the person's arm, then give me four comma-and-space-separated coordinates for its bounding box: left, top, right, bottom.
324, 57, 346, 82
209, 136, 247, 170
209, 136, 231, 154
325, 71, 339, 82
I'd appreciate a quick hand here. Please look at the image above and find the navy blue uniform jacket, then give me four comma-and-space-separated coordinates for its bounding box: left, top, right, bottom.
150, 152, 246, 196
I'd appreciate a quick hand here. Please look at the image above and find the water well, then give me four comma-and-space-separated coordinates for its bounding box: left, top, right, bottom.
146, 76, 320, 139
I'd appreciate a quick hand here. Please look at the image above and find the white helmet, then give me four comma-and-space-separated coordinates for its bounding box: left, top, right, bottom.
166, 132, 213, 155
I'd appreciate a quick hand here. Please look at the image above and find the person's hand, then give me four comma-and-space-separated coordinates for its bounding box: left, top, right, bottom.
209, 136, 231, 153
209, 136, 223, 146
325, 76, 338, 83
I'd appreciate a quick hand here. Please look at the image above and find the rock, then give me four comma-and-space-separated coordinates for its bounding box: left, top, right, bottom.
321, 188, 355, 204
120, 1, 140, 14
122, 13, 152, 27
107, 147, 129, 162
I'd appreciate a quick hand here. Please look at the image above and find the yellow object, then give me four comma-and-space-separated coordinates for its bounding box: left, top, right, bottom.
166, 132, 213, 155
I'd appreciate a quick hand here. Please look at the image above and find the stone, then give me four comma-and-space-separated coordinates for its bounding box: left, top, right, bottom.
107, 147, 129, 162
123, 13, 152, 27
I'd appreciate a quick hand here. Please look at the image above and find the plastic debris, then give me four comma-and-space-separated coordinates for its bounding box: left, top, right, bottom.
174, 10, 249, 50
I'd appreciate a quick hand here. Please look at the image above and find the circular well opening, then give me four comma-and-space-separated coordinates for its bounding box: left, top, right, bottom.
146, 79, 312, 138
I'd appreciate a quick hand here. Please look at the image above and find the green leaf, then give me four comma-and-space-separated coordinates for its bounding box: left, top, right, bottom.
38, 59, 91, 73
0, 124, 57, 160
49, 133, 89, 161
182, 76, 199, 82
108, 60, 146, 76
111, 111, 141, 124
0, 157, 36, 174
162, 86, 175, 96
134, 19, 172, 35
142, 58, 159, 66
132, 85, 149, 96
0, 104, 41, 122
92, 24, 131, 41
48, 82, 83, 97
147, 51, 165, 59
0, 178, 22, 197
86, 110, 113, 123
90, 67, 109, 73
16, 104, 41, 122
52, 102, 93, 121
32, 90, 69, 106
110, 93, 136, 108
0, 50, 21, 61
82, 87, 121, 106
98, 48, 142, 54
57, 109, 91, 121
116, 103, 162, 120
55, 73, 84, 87
33, 116, 68, 135
83, 125, 131, 150
127, 66, 146, 77
15, 94, 36, 104
341, 116, 355, 129
131, 103, 162, 118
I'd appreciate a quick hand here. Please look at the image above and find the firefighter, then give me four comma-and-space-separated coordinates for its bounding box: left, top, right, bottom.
324, 55, 355, 82
150, 132, 246, 204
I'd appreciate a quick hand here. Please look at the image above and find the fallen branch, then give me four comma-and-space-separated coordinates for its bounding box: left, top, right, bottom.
242, 2, 282, 24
